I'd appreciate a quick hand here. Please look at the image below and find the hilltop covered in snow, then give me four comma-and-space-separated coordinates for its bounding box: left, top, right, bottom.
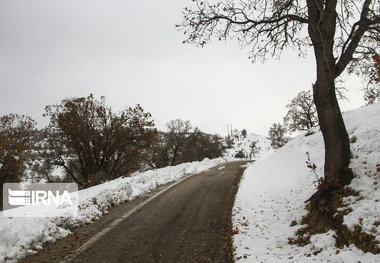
233, 102, 380, 262
224, 132, 274, 160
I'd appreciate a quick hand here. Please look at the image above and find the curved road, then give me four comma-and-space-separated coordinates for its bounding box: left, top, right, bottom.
21, 161, 249, 263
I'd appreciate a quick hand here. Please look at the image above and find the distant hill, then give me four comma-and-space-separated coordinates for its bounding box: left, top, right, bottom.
224, 132, 274, 160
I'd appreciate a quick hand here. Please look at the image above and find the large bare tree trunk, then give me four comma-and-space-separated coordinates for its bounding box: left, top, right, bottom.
313, 72, 352, 187
306, 0, 353, 223
307, 58, 354, 229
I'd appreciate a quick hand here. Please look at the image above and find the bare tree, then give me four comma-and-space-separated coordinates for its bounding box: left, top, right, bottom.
144, 131, 173, 169
284, 90, 318, 133
44, 95, 157, 187
241, 129, 248, 138
249, 140, 261, 159
268, 122, 289, 149
145, 120, 225, 168
144, 120, 193, 168
0, 114, 36, 209
165, 119, 194, 165
363, 54, 380, 104
364, 85, 380, 104
179, 0, 379, 232
182, 130, 225, 162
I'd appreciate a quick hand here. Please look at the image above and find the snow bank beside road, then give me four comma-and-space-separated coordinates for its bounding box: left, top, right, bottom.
233, 102, 380, 262
0, 157, 228, 262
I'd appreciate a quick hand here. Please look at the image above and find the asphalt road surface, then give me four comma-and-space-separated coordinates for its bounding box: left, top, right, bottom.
21, 161, 249, 263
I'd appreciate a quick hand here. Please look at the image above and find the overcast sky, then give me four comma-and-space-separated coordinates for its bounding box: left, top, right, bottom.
0, 0, 365, 136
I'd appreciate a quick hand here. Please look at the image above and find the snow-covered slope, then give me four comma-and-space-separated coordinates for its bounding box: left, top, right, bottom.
233, 102, 380, 262
0, 157, 228, 262
225, 132, 274, 160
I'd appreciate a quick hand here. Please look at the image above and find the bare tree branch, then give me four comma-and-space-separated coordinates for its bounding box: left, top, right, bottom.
335, 0, 377, 77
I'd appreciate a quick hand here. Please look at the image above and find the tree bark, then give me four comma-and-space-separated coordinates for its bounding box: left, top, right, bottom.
307, 0, 353, 208
313, 73, 352, 186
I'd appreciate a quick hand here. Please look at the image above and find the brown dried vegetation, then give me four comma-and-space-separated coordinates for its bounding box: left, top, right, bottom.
290, 183, 380, 254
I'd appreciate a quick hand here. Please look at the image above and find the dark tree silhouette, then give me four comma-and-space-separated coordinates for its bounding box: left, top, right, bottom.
284, 90, 318, 133
165, 119, 194, 165
44, 95, 157, 187
0, 114, 36, 209
268, 122, 289, 149
145, 119, 225, 168
363, 54, 380, 104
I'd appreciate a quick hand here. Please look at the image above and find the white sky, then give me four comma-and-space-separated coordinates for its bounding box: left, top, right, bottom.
0, 0, 365, 136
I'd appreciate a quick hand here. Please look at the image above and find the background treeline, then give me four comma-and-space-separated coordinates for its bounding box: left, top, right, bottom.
145, 119, 225, 169
0, 94, 225, 208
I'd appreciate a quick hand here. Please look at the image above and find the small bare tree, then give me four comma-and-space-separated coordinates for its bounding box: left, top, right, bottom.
165, 119, 194, 165
182, 130, 225, 162
241, 129, 247, 138
249, 140, 261, 159
268, 122, 289, 149
363, 54, 380, 104
284, 90, 318, 133
145, 122, 225, 168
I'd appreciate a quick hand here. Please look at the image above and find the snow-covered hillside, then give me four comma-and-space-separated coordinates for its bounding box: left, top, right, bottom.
233, 102, 380, 262
225, 132, 274, 160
